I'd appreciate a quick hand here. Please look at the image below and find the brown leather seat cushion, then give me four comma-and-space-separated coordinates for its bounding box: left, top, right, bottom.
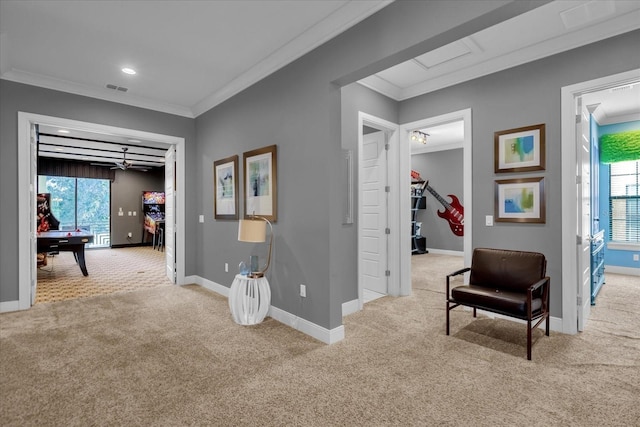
451, 285, 542, 318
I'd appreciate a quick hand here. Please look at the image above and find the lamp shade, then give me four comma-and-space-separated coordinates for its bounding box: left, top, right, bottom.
238, 219, 266, 243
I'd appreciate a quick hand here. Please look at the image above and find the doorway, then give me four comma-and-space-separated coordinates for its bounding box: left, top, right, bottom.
561, 68, 640, 334
400, 109, 473, 286
17, 112, 186, 310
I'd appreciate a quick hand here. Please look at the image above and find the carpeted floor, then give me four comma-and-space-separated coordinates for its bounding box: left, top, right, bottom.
1, 253, 638, 426
35, 246, 171, 303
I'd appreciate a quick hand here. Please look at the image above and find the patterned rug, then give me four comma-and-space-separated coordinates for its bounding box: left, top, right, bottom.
35, 246, 171, 304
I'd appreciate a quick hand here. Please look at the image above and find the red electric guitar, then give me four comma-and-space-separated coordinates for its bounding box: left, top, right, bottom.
422, 180, 464, 237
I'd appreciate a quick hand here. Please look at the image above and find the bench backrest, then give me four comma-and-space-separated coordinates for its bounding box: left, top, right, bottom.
469, 248, 546, 293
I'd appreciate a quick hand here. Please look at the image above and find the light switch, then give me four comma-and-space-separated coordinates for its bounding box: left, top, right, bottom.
199, 215, 204, 223
485, 215, 494, 226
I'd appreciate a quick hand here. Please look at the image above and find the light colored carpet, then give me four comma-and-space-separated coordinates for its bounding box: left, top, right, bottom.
36, 247, 171, 304
1, 253, 638, 426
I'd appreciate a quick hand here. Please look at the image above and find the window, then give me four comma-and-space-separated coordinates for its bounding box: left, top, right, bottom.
609, 160, 640, 243
38, 176, 111, 248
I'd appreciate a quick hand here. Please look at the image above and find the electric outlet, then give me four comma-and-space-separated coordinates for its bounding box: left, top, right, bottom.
127, 232, 132, 238
633, 254, 639, 262
225, 262, 229, 272
300, 284, 306, 298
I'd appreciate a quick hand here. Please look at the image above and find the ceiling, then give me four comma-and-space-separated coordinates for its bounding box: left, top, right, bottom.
2, 1, 639, 164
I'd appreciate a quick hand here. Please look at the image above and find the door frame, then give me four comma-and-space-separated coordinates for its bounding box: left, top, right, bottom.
358, 112, 400, 309
17, 112, 186, 310
400, 108, 473, 284
560, 68, 640, 334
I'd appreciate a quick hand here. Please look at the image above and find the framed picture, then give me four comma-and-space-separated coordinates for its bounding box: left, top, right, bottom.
494, 123, 545, 173
213, 155, 239, 220
495, 177, 545, 223
244, 145, 277, 222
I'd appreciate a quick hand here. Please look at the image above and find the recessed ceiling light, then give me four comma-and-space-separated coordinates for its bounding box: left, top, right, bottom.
122, 67, 137, 75
58, 129, 70, 134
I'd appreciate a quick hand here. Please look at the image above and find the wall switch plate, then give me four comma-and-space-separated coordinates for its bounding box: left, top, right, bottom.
132, 211, 136, 216
128, 211, 132, 216
300, 284, 306, 298
634, 254, 639, 262
199, 215, 204, 223
225, 263, 229, 272
485, 215, 494, 226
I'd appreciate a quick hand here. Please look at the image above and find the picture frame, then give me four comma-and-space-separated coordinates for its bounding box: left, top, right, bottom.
213, 155, 239, 220
244, 145, 277, 222
494, 123, 545, 173
495, 177, 545, 223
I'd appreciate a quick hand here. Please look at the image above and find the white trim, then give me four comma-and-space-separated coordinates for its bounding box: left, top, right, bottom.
192, 276, 230, 297
16, 112, 187, 311
192, 277, 345, 344
605, 265, 640, 276
0, 300, 21, 313
426, 248, 464, 257
357, 112, 401, 309
561, 69, 640, 335
474, 310, 563, 333
607, 242, 640, 251
342, 298, 360, 317
400, 108, 473, 284
268, 305, 345, 344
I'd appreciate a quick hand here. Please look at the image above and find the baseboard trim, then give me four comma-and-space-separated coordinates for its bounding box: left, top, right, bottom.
268, 305, 345, 344
0, 300, 21, 313
342, 298, 360, 317
110, 243, 153, 249
426, 248, 464, 256
190, 275, 342, 344
189, 275, 229, 297
605, 265, 640, 276
475, 309, 563, 333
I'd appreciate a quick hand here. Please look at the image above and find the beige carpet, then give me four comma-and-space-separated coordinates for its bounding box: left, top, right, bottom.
36, 246, 171, 304
1, 253, 638, 426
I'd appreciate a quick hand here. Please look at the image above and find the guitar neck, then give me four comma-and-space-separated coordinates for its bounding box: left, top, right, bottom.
425, 184, 452, 210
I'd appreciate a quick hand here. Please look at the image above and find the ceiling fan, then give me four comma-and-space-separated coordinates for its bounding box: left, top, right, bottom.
93, 147, 149, 171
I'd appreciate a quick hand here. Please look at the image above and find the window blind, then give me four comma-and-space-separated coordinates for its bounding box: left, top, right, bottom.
609, 160, 640, 243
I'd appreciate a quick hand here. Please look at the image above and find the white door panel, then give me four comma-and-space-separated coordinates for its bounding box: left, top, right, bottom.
577, 101, 591, 331
361, 132, 388, 295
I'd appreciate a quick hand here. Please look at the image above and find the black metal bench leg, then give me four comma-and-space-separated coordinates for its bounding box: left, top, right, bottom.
446, 301, 450, 335
527, 320, 532, 360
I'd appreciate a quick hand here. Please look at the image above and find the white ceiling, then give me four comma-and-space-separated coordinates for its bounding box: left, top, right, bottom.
0, 0, 391, 118
1, 1, 639, 162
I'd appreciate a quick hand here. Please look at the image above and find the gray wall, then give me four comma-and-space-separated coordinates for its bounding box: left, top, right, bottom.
193, 0, 519, 329
0, 80, 196, 302
111, 169, 164, 246
412, 149, 464, 252
399, 30, 640, 317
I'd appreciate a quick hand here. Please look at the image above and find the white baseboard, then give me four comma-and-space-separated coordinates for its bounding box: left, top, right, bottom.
189, 275, 229, 297
475, 309, 563, 333
0, 300, 21, 313
426, 248, 464, 257
191, 276, 342, 344
342, 298, 360, 317
605, 265, 640, 276
268, 304, 345, 344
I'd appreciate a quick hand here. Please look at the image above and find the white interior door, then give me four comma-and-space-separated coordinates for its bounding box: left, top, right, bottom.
361, 131, 388, 295
577, 99, 591, 331
165, 146, 176, 283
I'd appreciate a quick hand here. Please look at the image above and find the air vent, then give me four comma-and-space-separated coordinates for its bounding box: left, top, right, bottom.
106, 84, 128, 92
610, 85, 632, 93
